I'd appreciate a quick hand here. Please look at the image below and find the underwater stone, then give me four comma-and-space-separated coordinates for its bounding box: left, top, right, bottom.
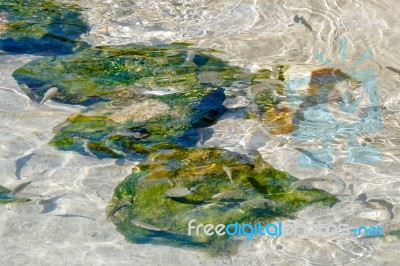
11, 44, 250, 159
48, 85, 227, 160
263, 106, 293, 134
107, 147, 338, 255
108, 99, 171, 123
12, 44, 242, 105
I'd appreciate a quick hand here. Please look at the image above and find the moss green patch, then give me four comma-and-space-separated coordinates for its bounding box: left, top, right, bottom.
16, 44, 247, 159
0, 0, 89, 54
107, 147, 338, 255
253, 91, 278, 110
49, 85, 226, 159
12, 44, 243, 105
276, 65, 289, 81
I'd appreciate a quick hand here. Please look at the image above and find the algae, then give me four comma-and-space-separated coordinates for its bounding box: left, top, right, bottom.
12, 44, 241, 105
11, 44, 240, 158
107, 147, 338, 255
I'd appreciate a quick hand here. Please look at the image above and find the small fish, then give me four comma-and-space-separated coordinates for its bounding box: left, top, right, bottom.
131, 219, 168, 232
40, 87, 58, 105
366, 199, 394, 220
169, 197, 205, 205
239, 198, 271, 207
197, 129, 212, 145
181, 51, 195, 66
222, 166, 233, 183
386, 66, 400, 75
199, 132, 204, 145
142, 90, 177, 96
165, 186, 194, 198
136, 16, 144, 26
83, 140, 96, 158
364, 137, 373, 143
212, 189, 242, 199
20, 84, 41, 102
38, 194, 66, 214
15, 153, 35, 180
348, 183, 355, 198
295, 148, 333, 169
107, 196, 132, 220
8, 181, 32, 196
356, 193, 368, 202
291, 177, 347, 196
106, 131, 137, 139
54, 214, 95, 220
106, 130, 149, 140
294, 15, 313, 32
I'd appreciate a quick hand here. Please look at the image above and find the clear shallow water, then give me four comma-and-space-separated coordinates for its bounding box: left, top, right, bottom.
1, 0, 400, 265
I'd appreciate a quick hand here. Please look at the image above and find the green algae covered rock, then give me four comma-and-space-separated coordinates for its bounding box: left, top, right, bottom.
12, 44, 243, 105
12, 44, 251, 158
0, 185, 30, 204
12, 44, 291, 159
0, 0, 89, 54
49, 86, 227, 160
107, 147, 338, 255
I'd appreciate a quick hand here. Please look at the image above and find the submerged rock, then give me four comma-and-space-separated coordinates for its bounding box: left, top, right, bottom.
0, 0, 89, 54
12, 44, 254, 159
263, 106, 292, 134
108, 99, 170, 123
107, 147, 338, 255
47, 85, 227, 160
12, 44, 242, 105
